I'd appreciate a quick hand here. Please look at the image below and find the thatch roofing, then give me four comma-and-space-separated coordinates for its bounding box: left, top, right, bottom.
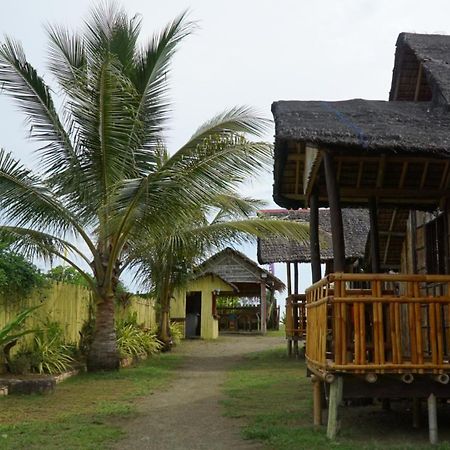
257, 209, 370, 264
272, 99, 450, 155
390, 33, 450, 105
196, 247, 285, 291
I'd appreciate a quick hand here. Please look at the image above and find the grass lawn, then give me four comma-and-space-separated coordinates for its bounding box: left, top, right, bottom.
223, 347, 450, 449
0, 353, 181, 450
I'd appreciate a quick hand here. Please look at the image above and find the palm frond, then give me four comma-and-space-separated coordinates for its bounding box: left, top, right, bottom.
126, 11, 195, 166
0, 226, 96, 290
46, 24, 87, 91
0, 36, 77, 176
0, 150, 98, 256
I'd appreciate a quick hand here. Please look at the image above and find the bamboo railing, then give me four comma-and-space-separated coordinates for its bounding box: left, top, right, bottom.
305, 273, 450, 374
285, 294, 307, 340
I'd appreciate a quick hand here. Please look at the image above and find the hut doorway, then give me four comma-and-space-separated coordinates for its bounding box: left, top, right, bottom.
185, 292, 202, 338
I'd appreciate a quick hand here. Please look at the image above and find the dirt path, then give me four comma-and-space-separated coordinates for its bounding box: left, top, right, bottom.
112, 334, 284, 450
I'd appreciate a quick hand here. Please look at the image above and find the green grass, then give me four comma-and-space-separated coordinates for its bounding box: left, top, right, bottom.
0, 353, 181, 450
223, 347, 450, 449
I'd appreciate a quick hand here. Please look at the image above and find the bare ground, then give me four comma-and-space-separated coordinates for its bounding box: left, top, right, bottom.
111, 334, 284, 450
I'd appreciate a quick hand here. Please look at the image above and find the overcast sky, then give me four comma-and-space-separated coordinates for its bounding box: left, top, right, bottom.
1, 0, 449, 292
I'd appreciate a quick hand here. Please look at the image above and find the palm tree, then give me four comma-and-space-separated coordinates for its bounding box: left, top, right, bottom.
129, 189, 309, 348
0, 4, 307, 371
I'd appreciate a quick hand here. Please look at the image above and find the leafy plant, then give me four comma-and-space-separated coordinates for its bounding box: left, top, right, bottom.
116, 317, 162, 358
31, 334, 75, 374
22, 320, 75, 374
169, 322, 184, 345
0, 305, 41, 348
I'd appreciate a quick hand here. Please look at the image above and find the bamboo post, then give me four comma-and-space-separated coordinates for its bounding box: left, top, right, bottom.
312, 375, 322, 426
369, 197, 381, 273
286, 262, 292, 296
427, 393, 438, 445
260, 280, 267, 335
323, 150, 345, 272
310, 189, 322, 283
327, 376, 343, 440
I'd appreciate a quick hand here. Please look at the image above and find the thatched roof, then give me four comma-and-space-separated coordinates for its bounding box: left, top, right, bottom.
257, 209, 370, 264
196, 247, 285, 291
272, 99, 450, 155
390, 33, 450, 105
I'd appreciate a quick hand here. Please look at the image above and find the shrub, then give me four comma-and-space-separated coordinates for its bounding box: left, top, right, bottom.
12, 320, 75, 375
169, 322, 184, 345
116, 316, 162, 358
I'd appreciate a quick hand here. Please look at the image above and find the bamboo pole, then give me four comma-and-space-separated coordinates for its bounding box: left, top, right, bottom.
327, 376, 343, 440
310, 190, 322, 283
428, 393, 438, 445
312, 375, 322, 426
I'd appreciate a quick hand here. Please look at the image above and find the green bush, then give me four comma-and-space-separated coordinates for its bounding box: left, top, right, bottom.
116, 316, 162, 358
169, 322, 184, 345
12, 320, 75, 375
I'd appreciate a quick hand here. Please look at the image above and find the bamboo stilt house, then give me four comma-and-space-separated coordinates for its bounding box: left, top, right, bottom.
271, 32, 450, 442
257, 208, 369, 355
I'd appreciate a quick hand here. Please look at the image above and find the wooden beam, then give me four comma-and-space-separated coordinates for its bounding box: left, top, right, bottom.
376, 155, 386, 188
383, 209, 398, 265
260, 280, 267, 334
303, 144, 322, 200
323, 151, 346, 272
399, 162, 409, 189
419, 161, 429, 190
356, 161, 364, 189
440, 160, 450, 190
294, 262, 299, 295
369, 198, 381, 273
310, 190, 322, 283
286, 262, 292, 296
285, 187, 450, 201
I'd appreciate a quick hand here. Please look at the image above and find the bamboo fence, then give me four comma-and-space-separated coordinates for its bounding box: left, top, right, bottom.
305, 273, 450, 374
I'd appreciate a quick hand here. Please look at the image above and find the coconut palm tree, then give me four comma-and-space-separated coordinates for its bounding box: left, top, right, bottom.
0, 4, 308, 371
129, 190, 310, 348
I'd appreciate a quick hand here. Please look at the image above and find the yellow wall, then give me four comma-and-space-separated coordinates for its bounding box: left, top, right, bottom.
0, 283, 156, 345
172, 275, 231, 339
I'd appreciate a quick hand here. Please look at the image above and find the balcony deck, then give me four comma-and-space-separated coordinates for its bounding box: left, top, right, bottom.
305, 273, 450, 376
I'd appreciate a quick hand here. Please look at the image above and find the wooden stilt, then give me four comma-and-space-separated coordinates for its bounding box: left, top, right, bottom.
260, 281, 267, 335
369, 197, 380, 273
293, 340, 299, 357
287, 339, 293, 357
427, 393, 438, 445
327, 376, 343, 440
310, 189, 322, 283
286, 263, 292, 296
312, 376, 322, 426
294, 262, 299, 295
323, 151, 345, 272
413, 398, 421, 429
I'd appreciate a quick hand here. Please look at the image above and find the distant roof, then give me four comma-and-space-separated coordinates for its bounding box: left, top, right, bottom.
196, 247, 285, 292
272, 99, 450, 156
390, 33, 450, 105
257, 209, 370, 264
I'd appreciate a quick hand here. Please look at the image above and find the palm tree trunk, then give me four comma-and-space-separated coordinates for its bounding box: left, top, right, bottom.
158, 293, 172, 351
87, 293, 120, 371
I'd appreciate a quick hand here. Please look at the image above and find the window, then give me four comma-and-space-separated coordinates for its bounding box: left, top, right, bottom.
425, 214, 447, 274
